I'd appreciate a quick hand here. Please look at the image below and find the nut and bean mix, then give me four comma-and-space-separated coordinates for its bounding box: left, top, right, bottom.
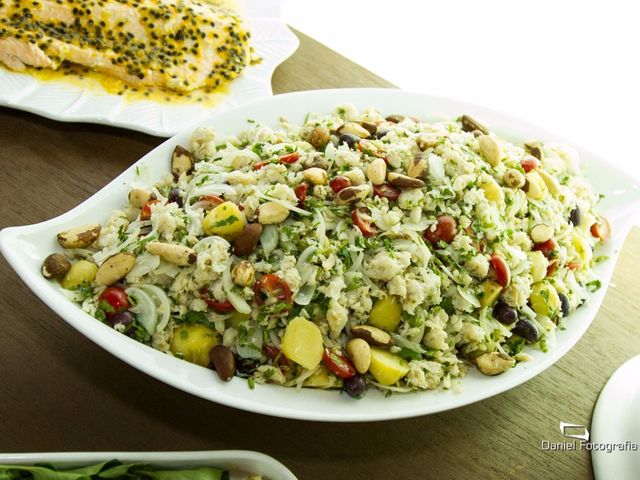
43, 104, 610, 397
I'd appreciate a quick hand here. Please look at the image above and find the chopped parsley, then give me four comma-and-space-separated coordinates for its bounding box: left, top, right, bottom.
586, 279, 602, 292
212, 215, 239, 228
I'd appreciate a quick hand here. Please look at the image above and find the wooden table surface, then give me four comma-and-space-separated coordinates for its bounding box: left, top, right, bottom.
1, 29, 639, 480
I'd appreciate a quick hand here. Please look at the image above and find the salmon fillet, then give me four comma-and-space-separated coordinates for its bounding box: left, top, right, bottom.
0, 0, 251, 93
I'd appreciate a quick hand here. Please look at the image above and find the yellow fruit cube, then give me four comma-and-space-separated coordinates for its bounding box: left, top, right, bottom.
170, 324, 218, 367
525, 171, 548, 200
530, 282, 561, 317
480, 180, 505, 204
61, 260, 98, 290
480, 280, 503, 307
281, 317, 324, 370
369, 348, 410, 385
304, 365, 343, 389
369, 296, 403, 331
528, 251, 549, 284
203, 201, 246, 240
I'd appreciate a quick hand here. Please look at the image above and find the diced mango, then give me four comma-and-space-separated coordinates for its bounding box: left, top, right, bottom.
61, 260, 98, 290
525, 171, 548, 200
281, 317, 324, 370
170, 323, 218, 367
480, 280, 503, 307
480, 179, 504, 204
572, 234, 593, 264
303, 365, 343, 389
203, 201, 246, 240
369, 348, 410, 386
369, 296, 402, 331
528, 251, 549, 283
530, 282, 561, 318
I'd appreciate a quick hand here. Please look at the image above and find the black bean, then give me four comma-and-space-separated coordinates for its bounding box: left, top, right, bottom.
569, 206, 582, 226
344, 374, 368, 399
374, 129, 389, 140
493, 302, 518, 325
110, 311, 135, 334
338, 134, 360, 149
512, 318, 539, 343
168, 188, 183, 207
559, 293, 570, 318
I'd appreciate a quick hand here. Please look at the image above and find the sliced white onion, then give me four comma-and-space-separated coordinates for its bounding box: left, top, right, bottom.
256, 191, 311, 216
193, 235, 231, 253
315, 210, 327, 245
236, 327, 264, 359
457, 285, 481, 308
139, 284, 171, 332
390, 333, 427, 354
260, 225, 278, 257
293, 284, 316, 305
126, 253, 160, 283
125, 287, 158, 335
222, 262, 252, 314
189, 184, 236, 199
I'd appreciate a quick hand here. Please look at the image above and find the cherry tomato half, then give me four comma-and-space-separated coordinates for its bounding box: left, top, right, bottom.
521, 156, 540, 173
253, 161, 269, 170
351, 209, 376, 237
329, 176, 352, 193
490, 254, 511, 287
567, 262, 582, 270
424, 215, 457, 244
546, 260, 559, 277
140, 199, 160, 221
199, 289, 235, 313
199, 194, 224, 210
263, 345, 289, 367
533, 238, 559, 259
98, 287, 130, 318
294, 183, 308, 208
253, 274, 292, 305
373, 183, 401, 202
590, 216, 611, 242
323, 348, 356, 379
279, 152, 300, 164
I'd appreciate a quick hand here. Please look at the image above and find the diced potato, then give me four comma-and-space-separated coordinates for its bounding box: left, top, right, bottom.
303, 365, 343, 389
203, 201, 246, 240
61, 260, 98, 290
525, 171, 548, 200
480, 180, 504, 204
572, 234, 593, 264
528, 251, 549, 283
480, 280, 503, 307
280, 317, 324, 370
530, 282, 561, 318
170, 323, 218, 367
369, 296, 402, 331
368, 348, 410, 386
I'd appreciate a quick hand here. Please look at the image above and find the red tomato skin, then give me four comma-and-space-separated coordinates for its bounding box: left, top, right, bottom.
424, 216, 457, 244
253, 274, 293, 305
98, 287, 130, 317
279, 152, 300, 164
323, 348, 356, 379
373, 183, 401, 202
490, 254, 511, 287
140, 199, 160, 221
590, 216, 611, 242
351, 209, 376, 237
294, 183, 308, 207
329, 176, 352, 193
199, 195, 224, 209
533, 238, 558, 258
521, 157, 540, 173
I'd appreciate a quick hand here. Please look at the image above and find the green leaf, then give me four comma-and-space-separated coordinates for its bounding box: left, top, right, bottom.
397, 347, 422, 361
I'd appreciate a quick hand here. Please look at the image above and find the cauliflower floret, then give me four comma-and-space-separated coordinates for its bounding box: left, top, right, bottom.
461, 321, 485, 343
318, 276, 346, 300
326, 299, 348, 338
465, 254, 490, 279
227, 171, 257, 185
266, 183, 298, 204
405, 360, 444, 390
502, 275, 532, 308
193, 239, 230, 286
258, 164, 288, 185
189, 127, 216, 159
365, 251, 409, 281
150, 202, 186, 242
97, 210, 129, 250
388, 275, 407, 298
398, 189, 424, 210
278, 255, 301, 294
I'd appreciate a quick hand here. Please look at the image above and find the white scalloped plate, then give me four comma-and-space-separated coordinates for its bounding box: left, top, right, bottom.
0, 450, 298, 480
0, 0, 298, 137
2, 89, 639, 422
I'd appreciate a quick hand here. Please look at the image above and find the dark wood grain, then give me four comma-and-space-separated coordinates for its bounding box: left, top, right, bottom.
1, 28, 638, 480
